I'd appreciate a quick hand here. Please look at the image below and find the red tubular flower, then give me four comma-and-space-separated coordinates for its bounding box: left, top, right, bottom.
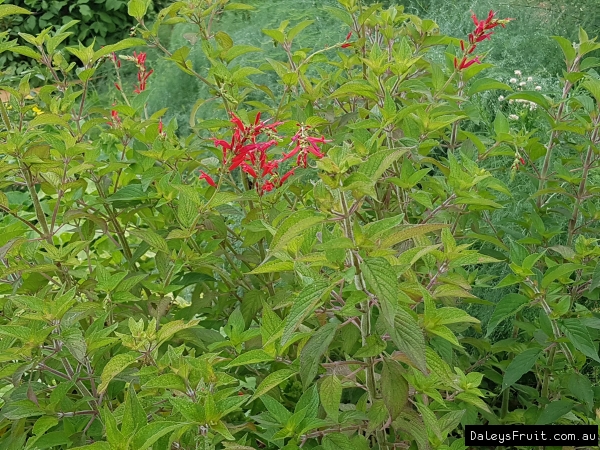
520, 157, 526, 165
345, 31, 353, 40
241, 162, 257, 178
341, 43, 352, 49
199, 171, 216, 187
114, 83, 121, 91
279, 168, 295, 186
158, 119, 163, 135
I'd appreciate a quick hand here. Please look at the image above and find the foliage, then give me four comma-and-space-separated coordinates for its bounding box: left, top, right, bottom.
0, 1, 600, 449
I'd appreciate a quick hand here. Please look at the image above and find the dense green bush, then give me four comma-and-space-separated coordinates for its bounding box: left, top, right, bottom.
0, 1, 600, 449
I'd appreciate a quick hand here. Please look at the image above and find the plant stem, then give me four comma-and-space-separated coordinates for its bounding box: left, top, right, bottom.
339, 187, 385, 447
567, 116, 600, 244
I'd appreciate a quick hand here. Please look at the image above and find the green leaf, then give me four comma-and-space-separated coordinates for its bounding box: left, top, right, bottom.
504, 91, 551, 110
281, 281, 329, 346
122, 385, 147, 436
271, 210, 324, 251
93, 38, 146, 63
486, 294, 530, 337
467, 78, 512, 96
70, 444, 111, 450
300, 323, 337, 389
249, 369, 296, 402
130, 229, 169, 254
98, 353, 138, 393
379, 223, 447, 249
249, 260, 294, 274
128, 0, 149, 20
319, 375, 342, 421
361, 258, 427, 373
381, 359, 408, 421
226, 349, 274, 368
561, 319, 600, 363
502, 348, 542, 391
28, 113, 71, 129
541, 264, 585, 288
535, 400, 574, 425
552, 36, 576, 66
567, 373, 594, 410
132, 422, 188, 450
358, 148, 409, 181
353, 335, 386, 358
0, 5, 31, 19
494, 111, 509, 135
287, 20, 314, 41
329, 81, 378, 101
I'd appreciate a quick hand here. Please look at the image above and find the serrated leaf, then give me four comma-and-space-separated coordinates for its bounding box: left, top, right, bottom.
250, 369, 296, 402
329, 81, 378, 101
361, 258, 427, 373
379, 223, 448, 249
249, 260, 294, 274
271, 210, 324, 251
381, 359, 408, 420
132, 422, 188, 450
562, 319, 600, 363
319, 375, 341, 421
535, 400, 574, 425
226, 349, 274, 368
130, 229, 169, 254
98, 353, 138, 393
486, 294, 529, 337
502, 348, 541, 390
300, 323, 337, 389
281, 281, 329, 346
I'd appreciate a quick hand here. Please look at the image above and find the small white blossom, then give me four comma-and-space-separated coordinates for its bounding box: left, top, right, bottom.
514, 70, 522, 76
509, 78, 517, 84
529, 103, 537, 111
498, 95, 505, 101
519, 81, 526, 87
508, 114, 519, 120
527, 76, 533, 82
535, 85, 542, 91
509, 99, 514, 104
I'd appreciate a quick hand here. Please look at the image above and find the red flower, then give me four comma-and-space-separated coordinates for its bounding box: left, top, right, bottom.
158, 118, 163, 135
114, 82, 121, 91
241, 162, 257, 178
260, 180, 275, 193
456, 11, 512, 71
519, 157, 526, 165
279, 168, 295, 186
341, 43, 352, 49
199, 171, 216, 187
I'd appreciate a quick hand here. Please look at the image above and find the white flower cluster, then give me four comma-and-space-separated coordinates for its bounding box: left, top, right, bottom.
498, 96, 538, 111
509, 70, 542, 91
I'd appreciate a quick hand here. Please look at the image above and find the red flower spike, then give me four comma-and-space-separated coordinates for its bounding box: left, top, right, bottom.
158, 119, 163, 135
346, 31, 353, 40
520, 157, 526, 165
199, 171, 216, 187
460, 40, 465, 51
341, 43, 352, 49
